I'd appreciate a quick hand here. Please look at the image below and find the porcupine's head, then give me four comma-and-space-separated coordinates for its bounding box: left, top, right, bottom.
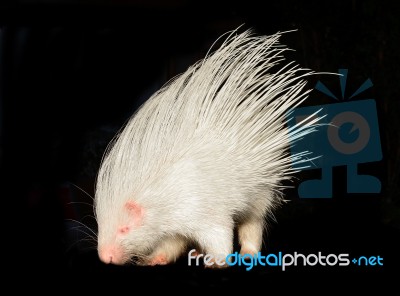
95, 196, 150, 265
94, 135, 169, 265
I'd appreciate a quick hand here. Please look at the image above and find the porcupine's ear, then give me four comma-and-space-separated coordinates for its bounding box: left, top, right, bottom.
124, 201, 144, 228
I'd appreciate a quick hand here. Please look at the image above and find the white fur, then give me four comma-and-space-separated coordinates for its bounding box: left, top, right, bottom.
94, 29, 322, 265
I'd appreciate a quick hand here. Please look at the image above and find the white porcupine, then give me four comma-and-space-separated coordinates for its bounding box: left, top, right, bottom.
94, 29, 322, 266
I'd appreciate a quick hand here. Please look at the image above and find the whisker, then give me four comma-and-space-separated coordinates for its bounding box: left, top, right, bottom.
68, 226, 98, 241
65, 237, 97, 253
65, 218, 98, 238
69, 182, 94, 201
66, 201, 94, 208
81, 214, 98, 224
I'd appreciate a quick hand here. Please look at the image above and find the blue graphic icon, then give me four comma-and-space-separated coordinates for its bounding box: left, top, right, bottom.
287, 69, 382, 198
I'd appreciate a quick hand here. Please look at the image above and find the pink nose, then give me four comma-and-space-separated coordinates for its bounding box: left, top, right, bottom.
98, 246, 124, 265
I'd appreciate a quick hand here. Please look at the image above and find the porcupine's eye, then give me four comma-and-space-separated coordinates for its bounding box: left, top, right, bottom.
118, 226, 130, 235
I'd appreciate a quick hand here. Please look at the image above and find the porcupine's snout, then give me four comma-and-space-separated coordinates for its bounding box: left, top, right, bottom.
98, 245, 125, 265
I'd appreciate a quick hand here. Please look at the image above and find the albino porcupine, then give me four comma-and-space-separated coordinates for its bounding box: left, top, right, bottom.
94, 29, 322, 266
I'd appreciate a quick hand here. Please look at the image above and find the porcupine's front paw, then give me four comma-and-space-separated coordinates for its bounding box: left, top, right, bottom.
148, 253, 169, 266
145, 236, 187, 266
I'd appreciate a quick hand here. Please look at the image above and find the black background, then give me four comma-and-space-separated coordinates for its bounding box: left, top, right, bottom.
1, 0, 399, 290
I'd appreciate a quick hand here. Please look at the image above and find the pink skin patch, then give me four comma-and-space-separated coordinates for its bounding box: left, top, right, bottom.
125, 201, 144, 227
